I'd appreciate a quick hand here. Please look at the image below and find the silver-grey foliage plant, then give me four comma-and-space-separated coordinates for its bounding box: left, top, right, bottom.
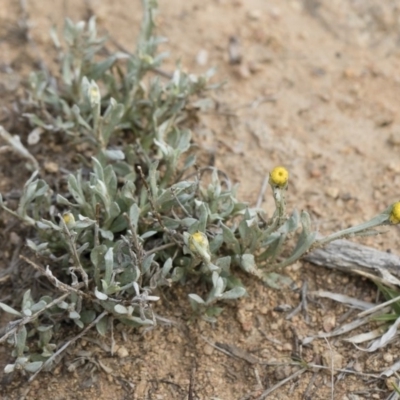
0, 0, 398, 378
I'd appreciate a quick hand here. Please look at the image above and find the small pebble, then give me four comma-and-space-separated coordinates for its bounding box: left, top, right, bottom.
44, 161, 59, 174
353, 361, 363, 372
247, 10, 262, 20
203, 344, 214, 356
27, 127, 43, 145
274, 365, 292, 380
388, 133, 400, 146
322, 314, 336, 333
10, 232, 21, 245
383, 353, 393, 363
325, 186, 339, 199
282, 343, 292, 351
385, 376, 397, 391
117, 346, 129, 358
232, 64, 251, 79
309, 168, 321, 178
321, 349, 343, 375
196, 49, 208, 66
270, 323, 279, 331
386, 162, 400, 173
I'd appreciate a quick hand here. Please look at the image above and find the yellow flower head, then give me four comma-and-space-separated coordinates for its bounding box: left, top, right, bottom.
390, 202, 400, 224
62, 212, 75, 228
188, 231, 211, 264
269, 166, 289, 188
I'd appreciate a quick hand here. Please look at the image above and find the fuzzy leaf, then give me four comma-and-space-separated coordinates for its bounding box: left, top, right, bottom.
215, 256, 231, 272
239, 254, 257, 274
104, 247, 114, 285
129, 203, 140, 228
80, 310, 96, 324
96, 315, 109, 336
161, 258, 173, 278
263, 272, 295, 289
94, 287, 108, 300
4, 364, 15, 374
171, 267, 185, 282
114, 304, 128, 314
220, 286, 246, 300
221, 223, 241, 254
103, 149, 125, 161
142, 253, 155, 275
188, 293, 205, 304
24, 361, 43, 373
16, 326, 27, 357
0, 302, 22, 317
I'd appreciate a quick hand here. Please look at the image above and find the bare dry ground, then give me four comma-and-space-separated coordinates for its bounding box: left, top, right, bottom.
1, 0, 400, 399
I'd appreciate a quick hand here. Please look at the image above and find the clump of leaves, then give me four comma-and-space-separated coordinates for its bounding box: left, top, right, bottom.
0, 0, 399, 378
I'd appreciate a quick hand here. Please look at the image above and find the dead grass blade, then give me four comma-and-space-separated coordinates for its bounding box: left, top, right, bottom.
310, 290, 375, 310
381, 360, 400, 378
302, 315, 372, 345
344, 327, 386, 344
352, 316, 400, 352
257, 367, 307, 400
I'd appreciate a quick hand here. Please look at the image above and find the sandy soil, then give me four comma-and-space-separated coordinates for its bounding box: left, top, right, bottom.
1, 0, 400, 399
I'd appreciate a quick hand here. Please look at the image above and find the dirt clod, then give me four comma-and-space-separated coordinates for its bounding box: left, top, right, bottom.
116, 346, 129, 358
321, 349, 344, 375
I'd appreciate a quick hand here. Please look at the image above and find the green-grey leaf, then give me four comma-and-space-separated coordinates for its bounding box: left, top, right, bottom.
215, 256, 231, 272
56, 194, 76, 207
103, 149, 125, 161
263, 272, 295, 289
220, 286, 246, 300
16, 326, 27, 357
0, 302, 22, 317
69, 311, 80, 320
129, 203, 140, 228
239, 254, 257, 274
114, 304, 128, 314
142, 253, 155, 275
94, 287, 108, 300
171, 266, 185, 282
104, 247, 114, 285
24, 361, 43, 373
96, 315, 109, 336
221, 223, 241, 254
99, 229, 114, 240
92, 157, 105, 181
161, 258, 173, 278
188, 293, 205, 304
4, 364, 15, 374
140, 230, 157, 239
80, 310, 96, 324
30, 300, 47, 313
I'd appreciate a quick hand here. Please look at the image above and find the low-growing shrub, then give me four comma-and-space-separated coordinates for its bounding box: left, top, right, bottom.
0, 0, 399, 378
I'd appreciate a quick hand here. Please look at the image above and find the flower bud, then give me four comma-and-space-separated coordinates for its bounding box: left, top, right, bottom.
390, 202, 400, 224
188, 231, 211, 264
62, 212, 75, 228
269, 166, 289, 188
88, 81, 100, 106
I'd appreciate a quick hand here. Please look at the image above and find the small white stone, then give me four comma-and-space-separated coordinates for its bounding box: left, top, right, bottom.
247, 10, 262, 20
117, 346, 129, 358
44, 161, 59, 173
322, 350, 343, 375
27, 127, 43, 145
383, 353, 394, 363
196, 49, 208, 66
325, 186, 339, 199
